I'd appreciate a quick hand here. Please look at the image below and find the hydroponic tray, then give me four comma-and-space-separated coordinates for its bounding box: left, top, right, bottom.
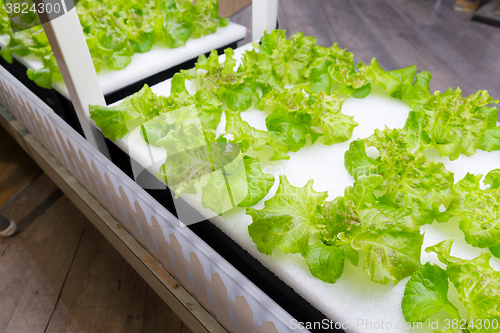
0, 22, 245, 137
0, 22, 246, 100
91, 44, 500, 333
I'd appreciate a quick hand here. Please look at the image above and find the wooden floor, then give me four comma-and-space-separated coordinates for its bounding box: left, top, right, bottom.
232, 0, 500, 101
0, 126, 40, 209
0, 126, 191, 332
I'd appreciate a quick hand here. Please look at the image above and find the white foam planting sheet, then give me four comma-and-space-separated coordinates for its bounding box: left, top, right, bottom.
0, 22, 246, 100
97, 44, 500, 333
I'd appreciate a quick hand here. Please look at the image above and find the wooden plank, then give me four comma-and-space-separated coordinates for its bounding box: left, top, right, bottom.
0, 125, 40, 208
2, 241, 78, 333
279, 0, 341, 47
44, 225, 180, 333
0, 106, 225, 333
367, 0, 500, 97
0, 174, 83, 333
0, 170, 193, 333
348, 1, 423, 67
138, 252, 181, 289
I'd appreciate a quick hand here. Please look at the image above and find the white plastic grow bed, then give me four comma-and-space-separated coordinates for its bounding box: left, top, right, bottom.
96, 43, 500, 333
0, 22, 246, 99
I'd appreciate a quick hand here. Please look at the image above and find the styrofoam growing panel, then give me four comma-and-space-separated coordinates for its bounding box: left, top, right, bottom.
0, 65, 303, 333
0, 22, 246, 100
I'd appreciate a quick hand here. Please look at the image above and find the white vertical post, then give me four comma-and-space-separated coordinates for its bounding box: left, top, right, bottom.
252, 0, 279, 42
39, 0, 110, 158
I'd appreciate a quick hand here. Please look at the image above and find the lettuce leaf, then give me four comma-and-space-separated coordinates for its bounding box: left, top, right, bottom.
247, 30, 371, 98
164, 16, 192, 49
484, 169, 500, 189
345, 128, 454, 225
237, 156, 275, 207
0, 0, 11, 36
154, 89, 223, 143
310, 93, 358, 145
257, 30, 317, 85
304, 242, 346, 284
200, 154, 275, 214
402, 263, 460, 323
193, 48, 257, 111
439, 171, 500, 249
92, 83, 223, 144
341, 206, 423, 284
318, 174, 384, 243
0, 27, 49, 63
490, 244, 500, 258
156, 122, 207, 156
403, 71, 433, 109
200, 147, 248, 215
140, 113, 174, 146
358, 58, 417, 100
239, 48, 284, 95
305, 43, 370, 98
225, 110, 290, 161
247, 175, 328, 255
427, 240, 500, 332
343, 139, 379, 179
404, 88, 500, 160
257, 86, 357, 149
156, 145, 212, 196
157, 135, 244, 201
90, 85, 161, 141
317, 174, 423, 284
155, 105, 213, 196
27, 67, 52, 89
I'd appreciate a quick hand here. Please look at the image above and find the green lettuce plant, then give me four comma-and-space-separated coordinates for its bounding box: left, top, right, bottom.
0, 0, 228, 88
402, 240, 500, 333
89, 30, 500, 330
